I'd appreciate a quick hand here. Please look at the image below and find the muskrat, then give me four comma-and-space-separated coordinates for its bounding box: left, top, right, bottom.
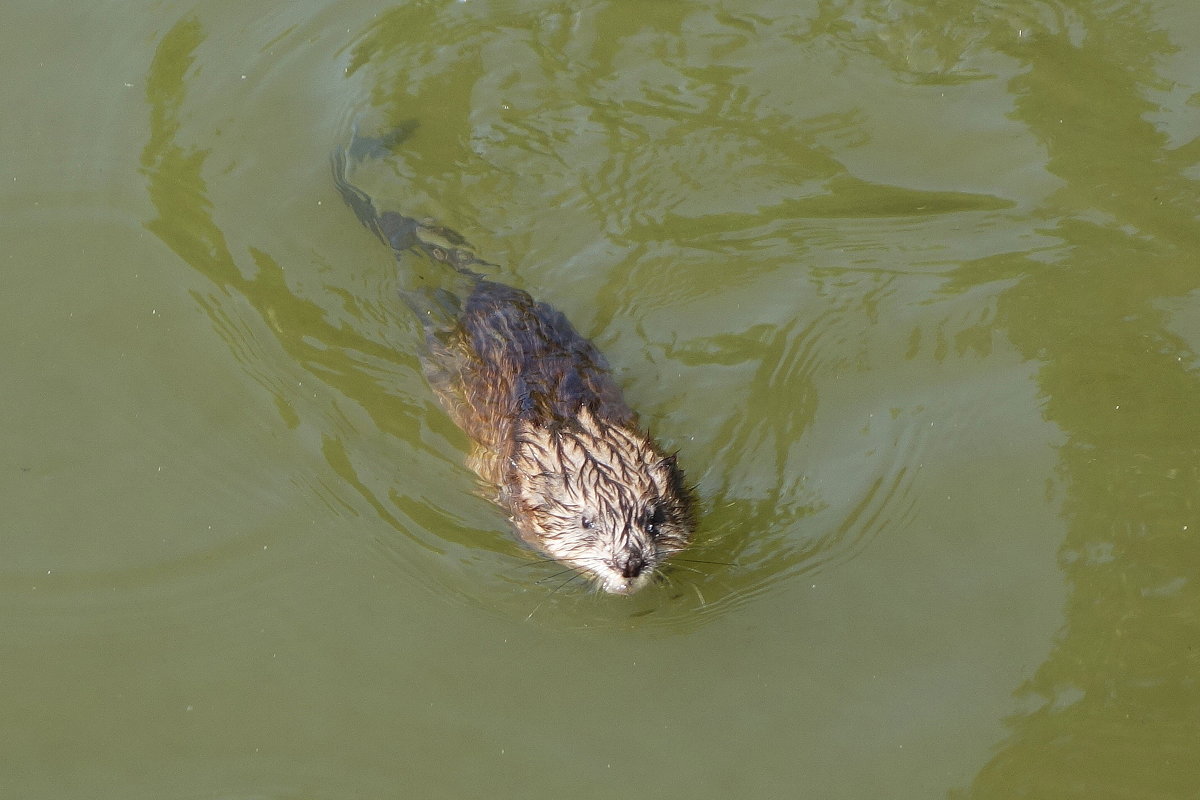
332, 137, 695, 595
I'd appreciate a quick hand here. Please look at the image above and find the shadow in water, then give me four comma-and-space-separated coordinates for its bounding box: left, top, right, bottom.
897, 2, 1200, 796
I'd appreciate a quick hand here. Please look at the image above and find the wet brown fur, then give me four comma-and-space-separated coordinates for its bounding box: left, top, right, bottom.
333, 146, 695, 594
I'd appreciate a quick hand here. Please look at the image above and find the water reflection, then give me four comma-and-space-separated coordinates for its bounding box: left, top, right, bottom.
12, 0, 1196, 796
140, 18, 492, 607
850, 1, 1200, 795
339, 5, 1038, 628
140, 1, 1045, 633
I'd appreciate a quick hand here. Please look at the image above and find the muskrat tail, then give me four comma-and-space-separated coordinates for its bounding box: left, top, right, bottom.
331, 123, 490, 277
331, 145, 386, 240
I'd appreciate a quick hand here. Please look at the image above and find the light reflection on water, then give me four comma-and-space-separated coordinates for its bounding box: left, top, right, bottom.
137, 4, 1049, 634
5, 0, 1198, 797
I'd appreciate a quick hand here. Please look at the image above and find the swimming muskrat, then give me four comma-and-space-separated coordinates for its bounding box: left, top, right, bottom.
332, 136, 695, 594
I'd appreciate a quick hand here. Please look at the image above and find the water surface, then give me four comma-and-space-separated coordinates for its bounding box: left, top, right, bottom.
2, 1, 1198, 797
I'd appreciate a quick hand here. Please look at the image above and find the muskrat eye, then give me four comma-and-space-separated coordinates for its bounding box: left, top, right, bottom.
643, 504, 667, 539
580, 515, 594, 530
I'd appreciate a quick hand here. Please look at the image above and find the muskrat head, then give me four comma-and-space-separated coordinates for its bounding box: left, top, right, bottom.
506, 408, 694, 595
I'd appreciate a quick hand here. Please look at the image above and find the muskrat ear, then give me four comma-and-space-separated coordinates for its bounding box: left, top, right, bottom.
655, 452, 690, 498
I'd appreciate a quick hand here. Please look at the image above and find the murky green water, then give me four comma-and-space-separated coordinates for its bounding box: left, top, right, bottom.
3, 1, 1198, 797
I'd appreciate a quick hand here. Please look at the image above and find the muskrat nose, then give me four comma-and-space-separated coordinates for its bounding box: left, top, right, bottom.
615, 552, 646, 578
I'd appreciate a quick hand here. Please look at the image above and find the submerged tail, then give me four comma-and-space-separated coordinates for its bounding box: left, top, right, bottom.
331, 126, 490, 276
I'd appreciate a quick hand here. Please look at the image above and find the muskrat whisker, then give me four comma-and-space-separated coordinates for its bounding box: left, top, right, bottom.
511, 555, 570, 570
671, 557, 737, 568
555, 570, 589, 592
664, 563, 707, 577
526, 568, 589, 620
534, 565, 585, 586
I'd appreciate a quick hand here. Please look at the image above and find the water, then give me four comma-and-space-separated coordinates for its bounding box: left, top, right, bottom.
2, 0, 1198, 797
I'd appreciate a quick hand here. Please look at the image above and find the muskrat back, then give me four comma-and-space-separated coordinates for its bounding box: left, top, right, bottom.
333, 141, 695, 595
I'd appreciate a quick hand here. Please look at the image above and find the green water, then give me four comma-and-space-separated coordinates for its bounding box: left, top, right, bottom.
2, 1, 1198, 797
